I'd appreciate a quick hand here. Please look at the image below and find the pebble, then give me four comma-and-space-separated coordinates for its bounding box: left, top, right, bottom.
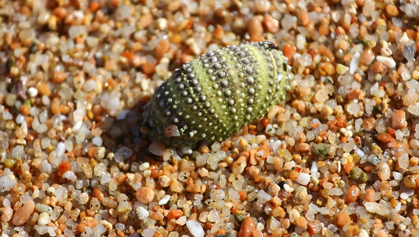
364, 189, 376, 202
239, 217, 256, 237
35, 203, 53, 214
155, 39, 170, 59
376, 56, 396, 68
12, 199, 35, 226
296, 172, 311, 185
19, 28, 35, 45
149, 141, 166, 156
0, 0, 418, 236
336, 64, 349, 74
248, 16, 264, 37
336, 210, 352, 227
158, 195, 171, 205
1, 206, 13, 222
347, 185, 361, 203
38, 212, 51, 225
386, 5, 399, 16
0, 175, 16, 192
232, 156, 247, 175
214, 8, 232, 24
135, 206, 149, 220
349, 52, 360, 74
263, 15, 279, 33
77, 192, 89, 204
359, 229, 369, 237
37, 12, 51, 25
176, 216, 187, 225
27, 87, 38, 97
295, 216, 308, 229
377, 162, 391, 181
186, 220, 205, 237
135, 187, 154, 203
53, 71, 67, 83
159, 175, 171, 187
391, 110, 407, 129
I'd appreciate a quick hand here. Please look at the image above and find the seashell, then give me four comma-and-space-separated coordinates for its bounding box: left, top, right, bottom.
142, 41, 292, 148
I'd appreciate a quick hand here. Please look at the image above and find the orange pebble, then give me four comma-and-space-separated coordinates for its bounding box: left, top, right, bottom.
53, 71, 67, 83
283, 43, 296, 60
167, 210, 183, 220
76, 223, 86, 233
346, 185, 361, 203
120, 51, 134, 59
364, 188, 375, 202
260, 117, 270, 127
89, 2, 100, 11
238, 191, 248, 201
57, 161, 72, 177
336, 211, 352, 227
141, 62, 157, 75
155, 39, 170, 60
239, 217, 255, 237
20, 104, 30, 116
343, 162, 355, 174
252, 230, 263, 237
289, 169, 300, 181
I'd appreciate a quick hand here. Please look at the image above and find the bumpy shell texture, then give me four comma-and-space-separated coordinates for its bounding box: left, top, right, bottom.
142, 41, 292, 148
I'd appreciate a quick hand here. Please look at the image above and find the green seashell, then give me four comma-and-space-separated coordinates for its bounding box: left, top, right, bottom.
142, 41, 292, 148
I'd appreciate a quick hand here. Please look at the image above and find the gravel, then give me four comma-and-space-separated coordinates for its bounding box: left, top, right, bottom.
0, 0, 419, 236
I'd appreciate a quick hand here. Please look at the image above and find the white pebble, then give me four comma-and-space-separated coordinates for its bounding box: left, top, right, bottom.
296, 172, 311, 185
135, 206, 149, 220
296, 34, 306, 50
42, 95, 50, 106
47, 227, 56, 236
93, 224, 106, 236
158, 195, 171, 205
92, 136, 103, 146
107, 98, 120, 110
0, 175, 16, 192
72, 121, 83, 132
28, 87, 38, 97
142, 229, 156, 237
38, 212, 51, 225
376, 56, 396, 68
176, 216, 187, 225
83, 79, 96, 92
284, 183, 294, 192
115, 5, 132, 21
400, 187, 414, 200
257, 190, 272, 202
68, 25, 87, 39
62, 171, 77, 182
186, 220, 205, 237
37, 12, 51, 25
55, 142, 65, 157
349, 52, 360, 74
16, 114, 25, 124
139, 162, 150, 171
40, 160, 52, 174
310, 161, 318, 174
